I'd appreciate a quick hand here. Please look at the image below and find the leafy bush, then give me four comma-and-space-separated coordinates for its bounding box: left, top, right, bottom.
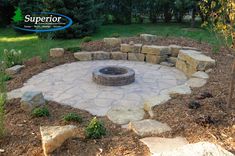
111, 33, 120, 38
85, 117, 106, 139
66, 47, 82, 53
82, 36, 92, 43
3, 49, 23, 68
63, 113, 82, 122
31, 107, 50, 117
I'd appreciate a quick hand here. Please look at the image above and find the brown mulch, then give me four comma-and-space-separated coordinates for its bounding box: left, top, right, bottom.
1, 99, 148, 156
1, 36, 235, 155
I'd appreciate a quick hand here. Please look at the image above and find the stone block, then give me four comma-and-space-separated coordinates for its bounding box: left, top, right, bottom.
176, 50, 215, 76
128, 53, 145, 62
103, 38, 121, 47
146, 54, 167, 64
110, 52, 127, 60
120, 44, 142, 53
5, 65, 24, 75
92, 51, 110, 60
50, 48, 64, 57
74, 52, 92, 61
140, 34, 157, 42
20, 91, 46, 112
169, 45, 182, 57
142, 45, 170, 55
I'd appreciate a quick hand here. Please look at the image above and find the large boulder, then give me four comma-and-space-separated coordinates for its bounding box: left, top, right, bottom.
40, 125, 77, 156
176, 50, 215, 76
104, 38, 121, 47
5, 65, 24, 75
128, 119, 171, 136
20, 91, 46, 112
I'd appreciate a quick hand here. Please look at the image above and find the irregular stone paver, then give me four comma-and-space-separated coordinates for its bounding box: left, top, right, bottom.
8, 60, 187, 116
144, 94, 171, 112
106, 105, 145, 124
157, 142, 234, 156
140, 137, 188, 155
160, 85, 191, 97
186, 78, 207, 88
129, 119, 171, 136
40, 125, 77, 156
192, 71, 209, 79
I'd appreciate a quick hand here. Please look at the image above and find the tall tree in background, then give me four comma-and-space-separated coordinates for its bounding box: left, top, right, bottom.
42, 0, 102, 39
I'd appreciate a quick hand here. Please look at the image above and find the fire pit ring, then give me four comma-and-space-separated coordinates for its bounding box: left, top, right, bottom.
92, 66, 135, 86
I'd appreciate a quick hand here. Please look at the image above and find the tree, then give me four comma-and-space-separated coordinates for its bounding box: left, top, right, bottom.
199, 0, 234, 109
12, 7, 23, 23
41, 0, 102, 39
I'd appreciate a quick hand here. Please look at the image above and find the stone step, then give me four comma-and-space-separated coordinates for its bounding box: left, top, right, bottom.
140, 137, 189, 155
128, 119, 171, 137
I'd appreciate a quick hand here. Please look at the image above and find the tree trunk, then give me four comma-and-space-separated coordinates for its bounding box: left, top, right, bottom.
191, 8, 196, 28
227, 59, 235, 109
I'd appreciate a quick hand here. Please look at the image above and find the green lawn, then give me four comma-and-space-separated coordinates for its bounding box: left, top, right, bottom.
0, 23, 218, 61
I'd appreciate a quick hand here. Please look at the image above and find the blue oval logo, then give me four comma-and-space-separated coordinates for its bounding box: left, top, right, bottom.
13, 12, 73, 33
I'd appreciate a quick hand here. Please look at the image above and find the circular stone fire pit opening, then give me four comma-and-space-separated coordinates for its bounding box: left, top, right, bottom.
92, 66, 135, 86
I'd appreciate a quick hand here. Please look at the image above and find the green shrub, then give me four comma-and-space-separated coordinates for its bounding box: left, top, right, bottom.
63, 113, 82, 122
85, 117, 106, 139
66, 47, 82, 53
111, 33, 120, 38
3, 49, 23, 68
82, 36, 92, 43
31, 107, 50, 117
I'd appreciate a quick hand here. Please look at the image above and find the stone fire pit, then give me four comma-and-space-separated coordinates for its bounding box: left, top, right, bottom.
92, 66, 135, 86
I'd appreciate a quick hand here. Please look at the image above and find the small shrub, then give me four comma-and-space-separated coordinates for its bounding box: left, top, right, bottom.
63, 113, 82, 122
31, 107, 50, 117
3, 49, 23, 68
66, 47, 81, 53
82, 36, 92, 43
111, 33, 120, 38
85, 117, 106, 139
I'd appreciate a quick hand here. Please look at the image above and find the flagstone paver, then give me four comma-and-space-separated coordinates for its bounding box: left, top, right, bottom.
8, 60, 187, 116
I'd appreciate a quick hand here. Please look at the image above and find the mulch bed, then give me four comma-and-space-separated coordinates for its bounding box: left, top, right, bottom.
1, 36, 234, 155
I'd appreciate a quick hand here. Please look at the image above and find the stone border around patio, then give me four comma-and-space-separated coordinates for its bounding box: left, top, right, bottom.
71, 36, 216, 124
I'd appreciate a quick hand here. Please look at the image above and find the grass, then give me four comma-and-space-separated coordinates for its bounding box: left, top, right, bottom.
0, 23, 218, 61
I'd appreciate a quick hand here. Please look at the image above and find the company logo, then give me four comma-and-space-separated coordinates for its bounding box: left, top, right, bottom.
12, 7, 73, 32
